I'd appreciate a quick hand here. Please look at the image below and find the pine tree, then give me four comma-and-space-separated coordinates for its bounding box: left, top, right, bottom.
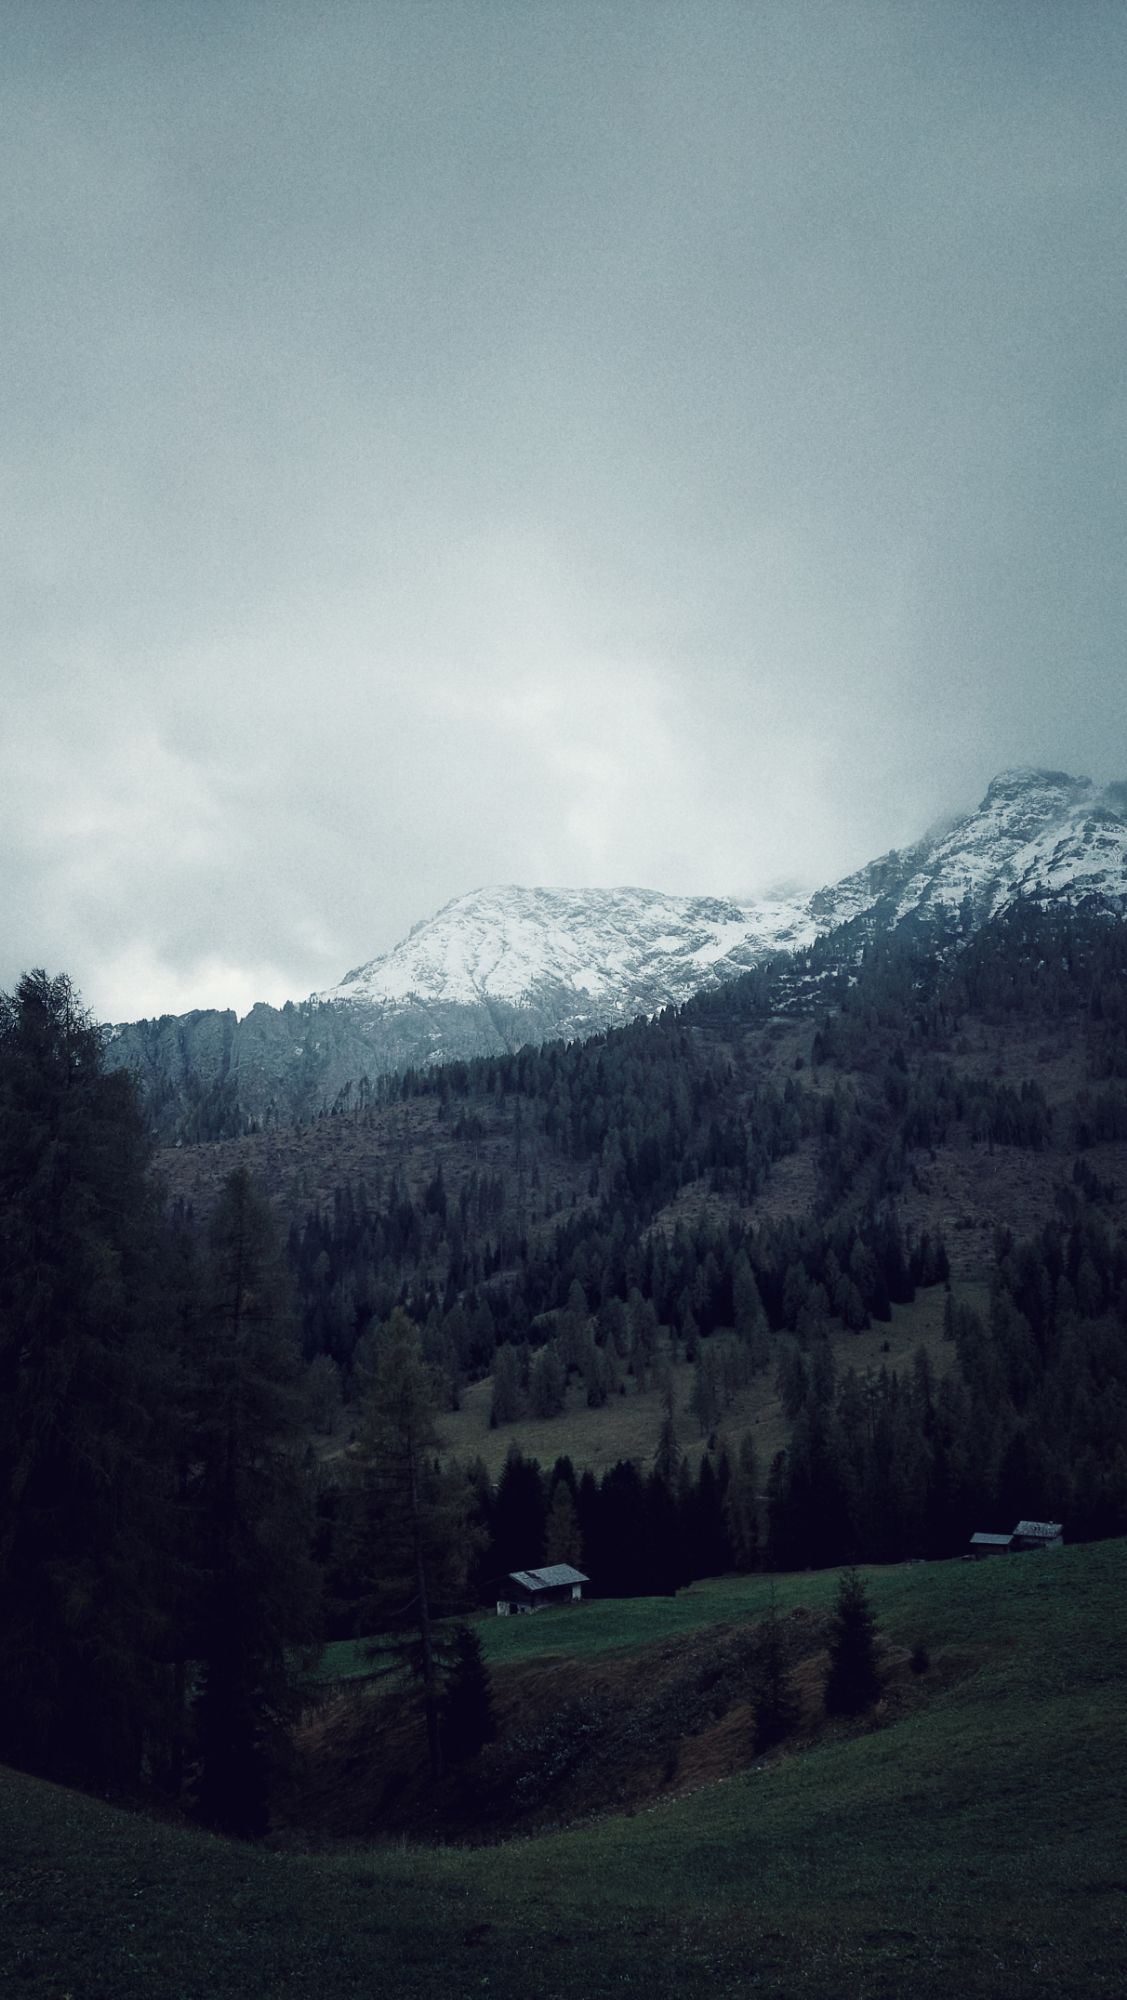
488, 1445, 547, 1578
190, 1168, 321, 1836
0, 972, 170, 1788
823, 1567, 881, 1716
725, 1434, 760, 1570
440, 1623, 496, 1763
544, 1480, 583, 1566
752, 1591, 800, 1752
653, 1410, 681, 1486
490, 1341, 525, 1425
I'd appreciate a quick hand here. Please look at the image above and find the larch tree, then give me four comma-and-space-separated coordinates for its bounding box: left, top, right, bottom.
347, 1309, 477, 1780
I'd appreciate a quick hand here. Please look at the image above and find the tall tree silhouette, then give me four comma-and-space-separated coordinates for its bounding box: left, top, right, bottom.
191, 1168, 321, 1836
0, 972, 167, 1787
824, 1568, 881, 1717
348, 1310, 476, 1779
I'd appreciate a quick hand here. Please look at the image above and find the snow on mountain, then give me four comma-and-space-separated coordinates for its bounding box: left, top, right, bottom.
887, 768, 1126, 923
106, 768, 1127, 1138
317, 769, 1127, 1025
316, 885, 818, 1017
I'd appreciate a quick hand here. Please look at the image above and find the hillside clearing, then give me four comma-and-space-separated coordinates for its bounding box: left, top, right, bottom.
435, 1282, 967, 1481
4, 1540, 1124, 1999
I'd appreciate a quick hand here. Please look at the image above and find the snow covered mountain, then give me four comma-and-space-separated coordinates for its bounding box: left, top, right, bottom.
315, 885, 813, 1025
107, 768, 1127, 1138
821, 767, 1127, 931
319, 767, 1127, 1022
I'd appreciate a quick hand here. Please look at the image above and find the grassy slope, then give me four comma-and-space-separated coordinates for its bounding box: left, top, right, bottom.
435, 1281, 970, 1484
4, 1541, 1126, 1999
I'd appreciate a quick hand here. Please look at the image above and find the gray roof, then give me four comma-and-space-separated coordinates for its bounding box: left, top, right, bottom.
506, 1564, 589, 1591
970, 1532, 1013, 1546
1013, 1520, 1062, 1539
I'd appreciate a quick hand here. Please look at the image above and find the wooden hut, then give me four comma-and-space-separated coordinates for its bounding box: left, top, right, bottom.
495, 1563, 589, 1615
1012, 1519, 1063, 1551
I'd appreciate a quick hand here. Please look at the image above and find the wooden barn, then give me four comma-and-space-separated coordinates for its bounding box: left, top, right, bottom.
969, 1519, 1064, 1557
969, 1531, 1014, 1557
495, 1563, 589, 1615
1012, 1519, 1063, 1551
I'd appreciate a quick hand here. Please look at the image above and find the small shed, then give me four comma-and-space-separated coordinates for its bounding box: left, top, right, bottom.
969, 1531, 1014, 1557
496, 1563, 589, 1615
1012, 1519, 1063, 1551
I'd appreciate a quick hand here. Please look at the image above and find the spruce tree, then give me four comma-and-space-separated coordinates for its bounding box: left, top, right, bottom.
544, 1479, 583, 1566
190, 1168, 321, 1836
752, 1591, 800, 1753
440, 1623, 496, 1764
725, 1434, 760, 1570
488, 1445, 547, 1578
823, 1567, 881, 1716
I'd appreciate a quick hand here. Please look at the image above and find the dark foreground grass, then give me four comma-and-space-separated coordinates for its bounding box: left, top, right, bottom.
4, 1541, 1126, 1999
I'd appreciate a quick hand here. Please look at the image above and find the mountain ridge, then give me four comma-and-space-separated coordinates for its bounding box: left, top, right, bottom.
104, 767, 1127, 1139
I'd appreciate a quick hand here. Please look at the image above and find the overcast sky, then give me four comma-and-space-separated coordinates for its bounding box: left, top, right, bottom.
3, 2, 1125, 1022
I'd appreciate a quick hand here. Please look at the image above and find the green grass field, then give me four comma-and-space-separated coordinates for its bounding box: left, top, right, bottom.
4, 1540, 1125, 1999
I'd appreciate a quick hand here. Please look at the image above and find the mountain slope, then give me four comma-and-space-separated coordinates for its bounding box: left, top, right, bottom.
317, 885, 814, 1018
105, 768, 1127, 1138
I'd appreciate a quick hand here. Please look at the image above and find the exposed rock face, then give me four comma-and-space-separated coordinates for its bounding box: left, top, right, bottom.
105, 768, 1127, 1139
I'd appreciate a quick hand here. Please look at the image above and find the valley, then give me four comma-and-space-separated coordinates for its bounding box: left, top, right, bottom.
4, 771, 1127, 1998
3, 1541, 1125, 1998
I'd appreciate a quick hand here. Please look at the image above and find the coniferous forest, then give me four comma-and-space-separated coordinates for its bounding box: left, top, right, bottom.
3, 903, 1127, 1838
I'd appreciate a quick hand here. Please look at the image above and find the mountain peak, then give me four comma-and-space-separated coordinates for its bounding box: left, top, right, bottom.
980, 767, 1092, 809
103, 764, 1127, 1140
316, 884, 788, 1015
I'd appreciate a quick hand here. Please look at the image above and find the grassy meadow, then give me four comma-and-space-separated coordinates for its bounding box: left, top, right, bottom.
4, 1538, 1126, 1999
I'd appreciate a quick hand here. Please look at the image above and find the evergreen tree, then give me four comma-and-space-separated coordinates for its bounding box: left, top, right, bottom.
529, 1340, 567, 1418
0, 972, 169, 1788
752, 1591, 800, 1752
823, 1568, 881, 1717
440, 1623, 496, 1763
685, 1453, 732, 1578
597, 1459, 652, 1595
654, 1409, 682, 1486
488, 1446, 547, 1578
490, 1341, 525, 1425
725, 1434, 760, 1570
544, 1479, 583, 1566
348, 1309, 475, 1780
191, 1168, 322, 1836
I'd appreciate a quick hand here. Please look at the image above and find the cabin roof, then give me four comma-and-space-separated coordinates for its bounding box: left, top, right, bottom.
506, 1564, 589, 1592
970, 1532, 1013, 1547
1013, 1520, 1062, 1539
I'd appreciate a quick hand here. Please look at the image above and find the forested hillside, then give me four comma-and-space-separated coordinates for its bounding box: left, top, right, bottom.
3, 904, 1127, 1843
158, 904, 1127, 1580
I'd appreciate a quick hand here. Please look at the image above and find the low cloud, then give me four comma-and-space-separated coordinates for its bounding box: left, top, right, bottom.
3, 4, 1124, 1021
